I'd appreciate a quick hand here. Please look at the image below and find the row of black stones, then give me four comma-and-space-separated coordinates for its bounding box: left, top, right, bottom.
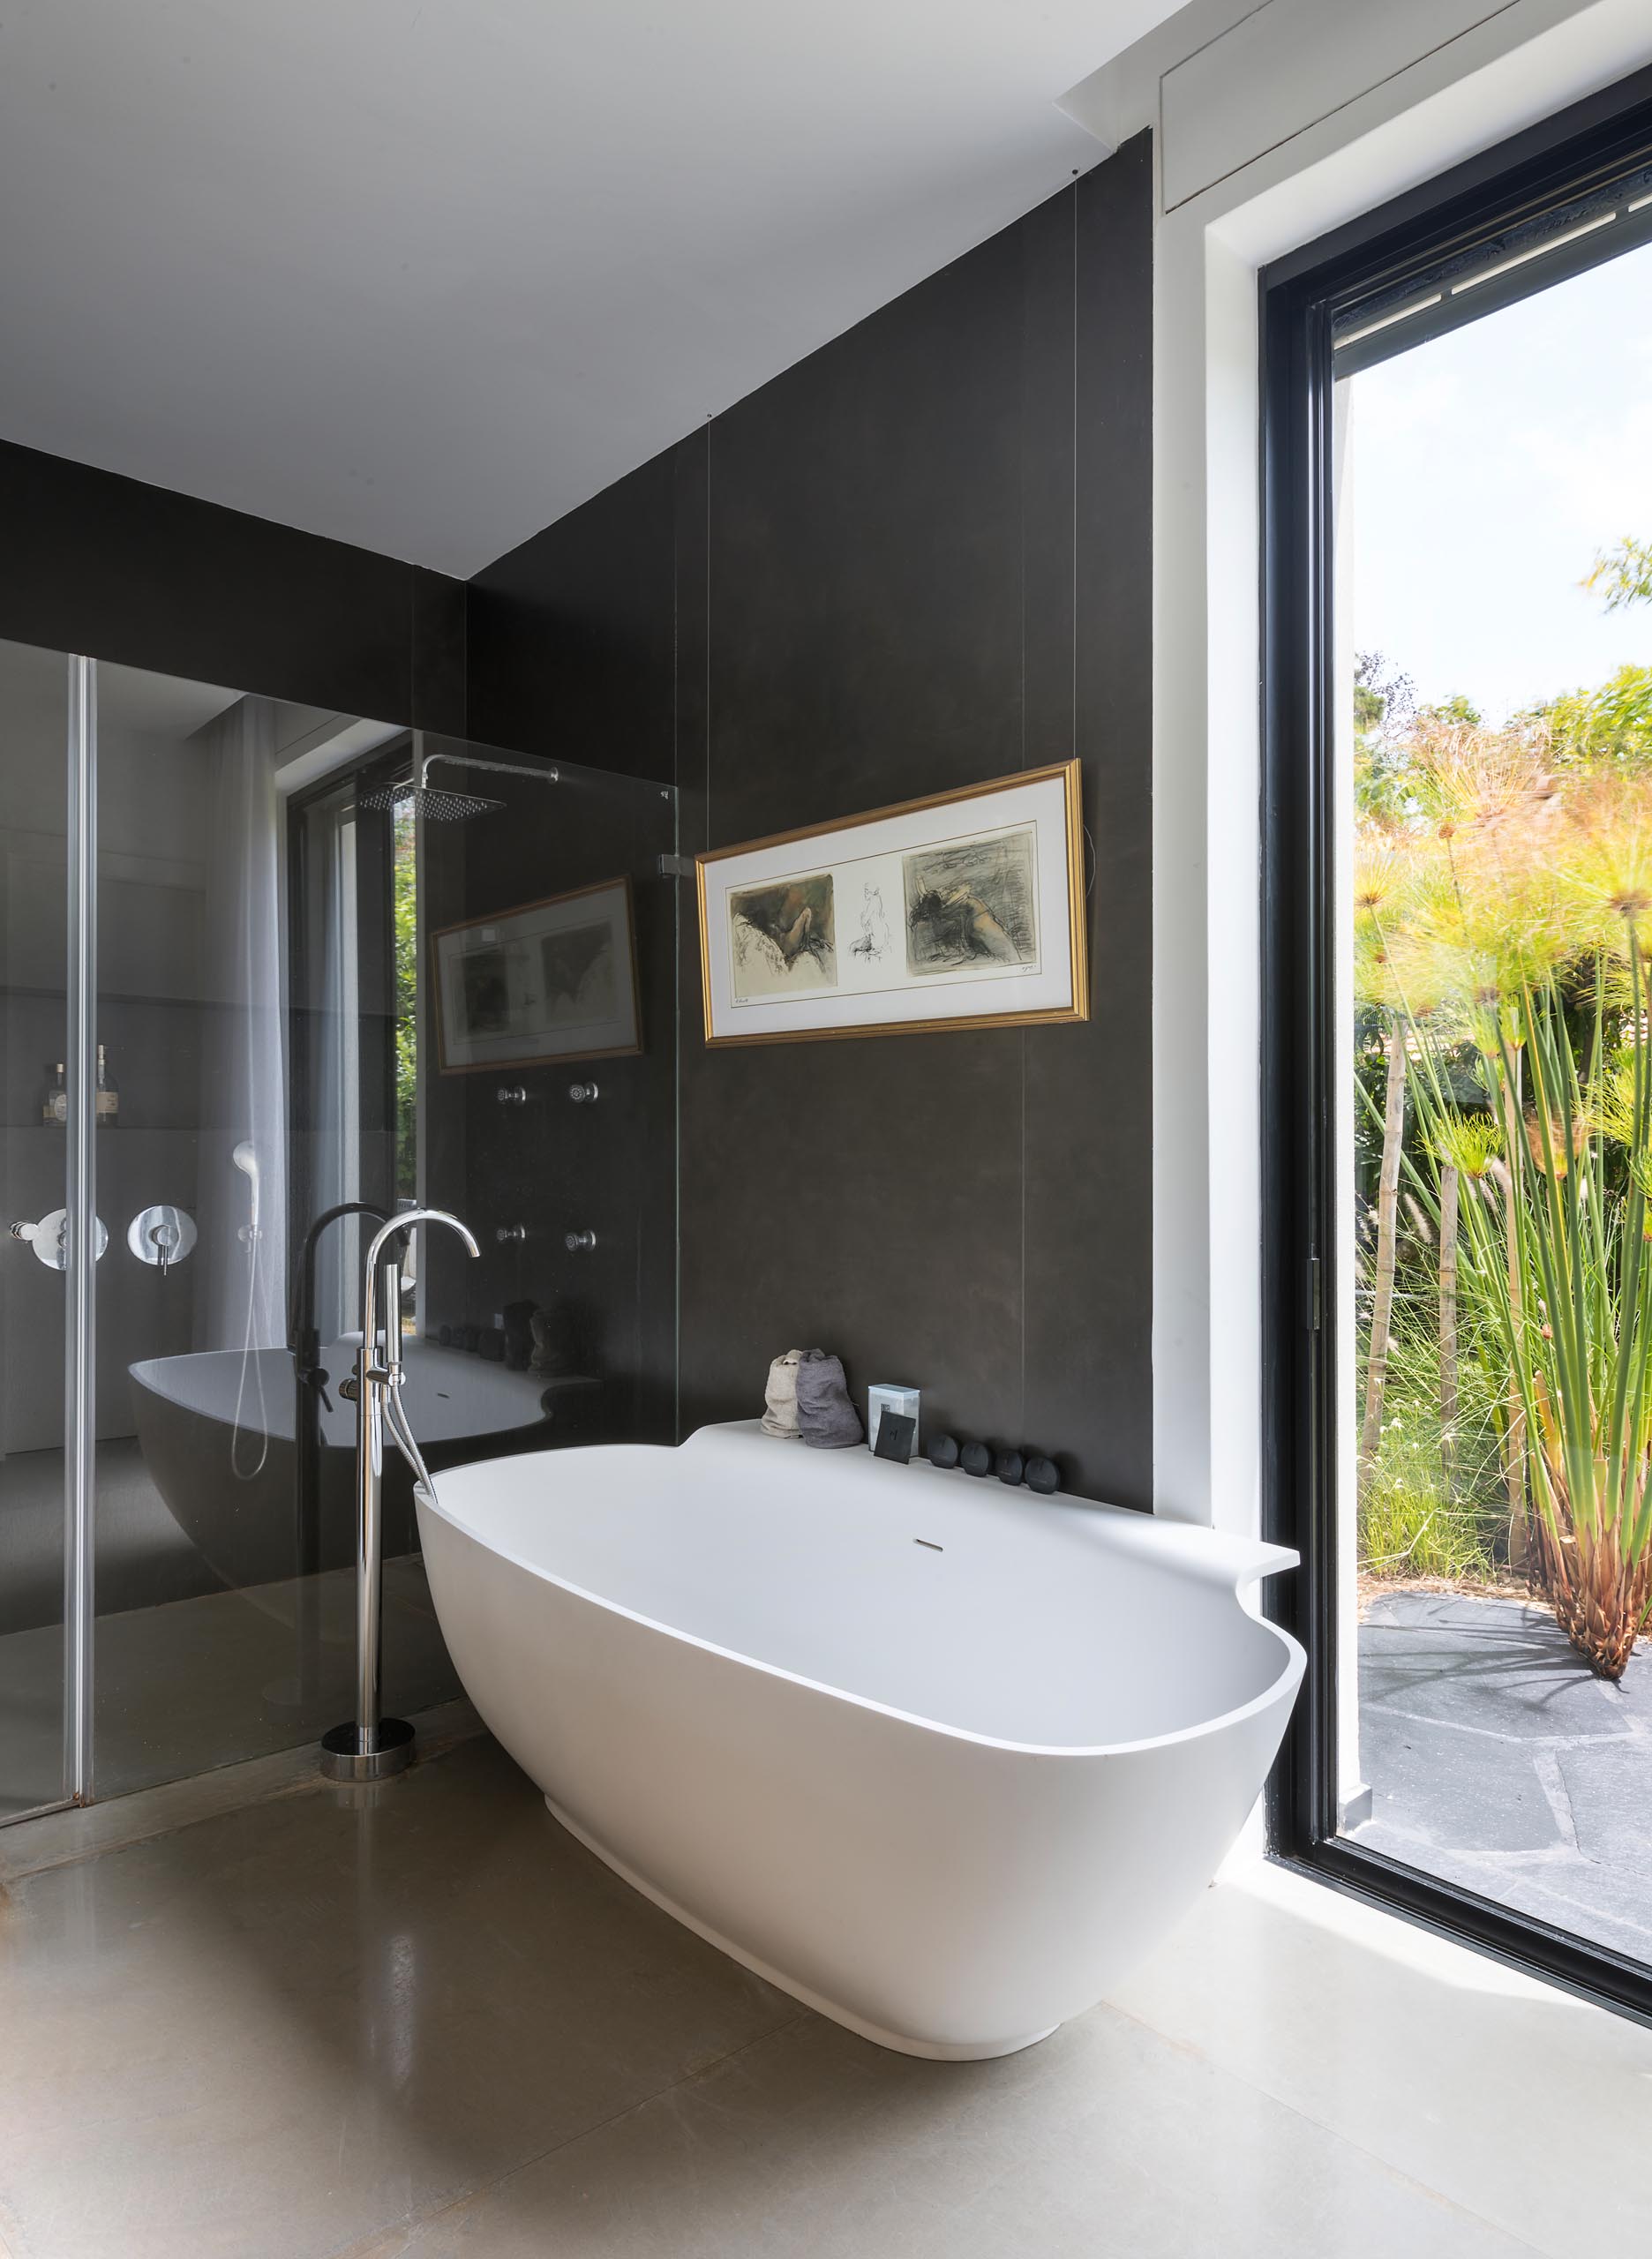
927, 1435, 1061, 1495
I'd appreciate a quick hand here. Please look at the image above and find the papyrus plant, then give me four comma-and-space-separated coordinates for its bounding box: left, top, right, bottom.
1436, 981, 1652, 1677
1376, 758, 1652, 1676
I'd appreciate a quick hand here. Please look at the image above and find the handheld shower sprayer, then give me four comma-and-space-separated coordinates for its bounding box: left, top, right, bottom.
229, 1139, 268, 1481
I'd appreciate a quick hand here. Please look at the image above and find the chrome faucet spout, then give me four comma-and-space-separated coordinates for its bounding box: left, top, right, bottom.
360, 1206, 481, 1372
320, 1207, 480, 1783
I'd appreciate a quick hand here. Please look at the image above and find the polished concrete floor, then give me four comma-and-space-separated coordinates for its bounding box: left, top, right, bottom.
0, 1732, 1647, 2259
1356, 1591, 1652, 1963
0, 1554, 457, 1819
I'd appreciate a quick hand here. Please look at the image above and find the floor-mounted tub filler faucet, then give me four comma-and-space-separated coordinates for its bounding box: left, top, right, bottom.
321, 1208, 480, 1782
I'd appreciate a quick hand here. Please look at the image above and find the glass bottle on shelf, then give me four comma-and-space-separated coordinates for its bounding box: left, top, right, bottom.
41, 1062, 66, 1127
95, 1043, 118, 1128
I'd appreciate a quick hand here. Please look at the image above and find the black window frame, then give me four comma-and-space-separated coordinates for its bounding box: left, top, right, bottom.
1261, 60, 1652, 2030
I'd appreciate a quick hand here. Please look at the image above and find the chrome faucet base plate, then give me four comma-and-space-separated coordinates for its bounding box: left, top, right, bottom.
319, 1716, 416, 1782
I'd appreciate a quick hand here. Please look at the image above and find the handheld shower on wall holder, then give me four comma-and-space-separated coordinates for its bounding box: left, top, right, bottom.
358, 732, 560, 823
230, 1139, 269, 1481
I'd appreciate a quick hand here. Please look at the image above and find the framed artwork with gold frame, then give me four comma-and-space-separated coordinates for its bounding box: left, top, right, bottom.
432, 875, 642, 1073
695, 761, 1087, 1047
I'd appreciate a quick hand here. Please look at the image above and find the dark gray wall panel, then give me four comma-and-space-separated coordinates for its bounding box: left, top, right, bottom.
465, 451, 678, 779
678, 211, 1032, 1452
471, 133, 1154, 1508
1021, 145, 1154, 1507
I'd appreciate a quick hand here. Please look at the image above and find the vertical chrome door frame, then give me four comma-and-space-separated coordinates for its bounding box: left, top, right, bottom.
64, 653, 96, 1803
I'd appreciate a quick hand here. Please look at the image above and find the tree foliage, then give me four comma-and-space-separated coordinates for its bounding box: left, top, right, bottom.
1348, 537, 1652, 1666
1585, 535, 1652, 615
1522, 664, 1652, 775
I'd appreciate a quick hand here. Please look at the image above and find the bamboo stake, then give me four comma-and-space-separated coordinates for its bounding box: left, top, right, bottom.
1438, 1161, 1461, 1501
1498, 1057, 1529, 1567
1361, 1020, 1408, 1485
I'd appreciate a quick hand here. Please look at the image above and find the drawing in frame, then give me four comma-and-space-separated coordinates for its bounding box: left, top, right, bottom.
432, 875, 642, 1073
696, 761, 1087, 1046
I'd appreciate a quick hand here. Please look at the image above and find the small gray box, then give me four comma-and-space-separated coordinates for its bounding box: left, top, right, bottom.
867, 1384, 920, 1453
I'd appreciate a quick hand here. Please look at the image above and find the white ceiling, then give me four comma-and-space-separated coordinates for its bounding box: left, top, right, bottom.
0, 3, 1170, 577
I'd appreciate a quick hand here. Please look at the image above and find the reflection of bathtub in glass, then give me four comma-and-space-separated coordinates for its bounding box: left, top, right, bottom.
129, 1340, 559, 1594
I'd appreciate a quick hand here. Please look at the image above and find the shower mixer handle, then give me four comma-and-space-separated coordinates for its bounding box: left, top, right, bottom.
10, 1209, 110, 1268
128, 1205, 197, 1273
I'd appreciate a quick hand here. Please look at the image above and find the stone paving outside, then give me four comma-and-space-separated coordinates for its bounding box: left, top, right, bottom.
1355, 1590, 1652, 1964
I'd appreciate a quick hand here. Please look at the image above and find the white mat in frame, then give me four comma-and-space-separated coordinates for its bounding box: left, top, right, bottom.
696, 761, 1087, 1046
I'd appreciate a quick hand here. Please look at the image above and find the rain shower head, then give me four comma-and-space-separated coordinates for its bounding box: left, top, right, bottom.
358, 776, 506, 822
359, 734, 559, 823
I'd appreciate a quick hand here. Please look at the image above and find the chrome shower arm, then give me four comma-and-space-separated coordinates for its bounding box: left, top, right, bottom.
417, 742, 559, 789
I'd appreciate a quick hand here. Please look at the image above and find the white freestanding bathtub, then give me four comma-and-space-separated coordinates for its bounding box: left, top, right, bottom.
418, 1421, 1303, 2060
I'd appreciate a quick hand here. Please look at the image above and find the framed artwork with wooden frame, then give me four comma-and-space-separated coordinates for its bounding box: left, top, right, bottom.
695, 761, 1087, 1047
432, 875, 642, 1073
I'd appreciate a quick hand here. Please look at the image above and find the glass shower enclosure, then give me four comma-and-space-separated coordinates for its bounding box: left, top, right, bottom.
0, 641, 677, 1820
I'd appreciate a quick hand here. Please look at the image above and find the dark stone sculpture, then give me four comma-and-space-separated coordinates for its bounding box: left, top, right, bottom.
960, 1440, 992, 1478
927, 1433, 959, 1469
530, 1299, 579, 1377
501, 1299, 536, 1373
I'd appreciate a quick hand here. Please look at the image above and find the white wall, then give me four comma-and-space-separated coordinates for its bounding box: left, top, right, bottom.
1065, 0, 1652, 1532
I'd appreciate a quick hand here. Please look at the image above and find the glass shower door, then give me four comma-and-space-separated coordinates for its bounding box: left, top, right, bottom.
86, 667, 432, 1795
2, 663, 680, 1820
94, 686, 459, 1797
0, 641, 76, 1818
90, 661, 288, 1794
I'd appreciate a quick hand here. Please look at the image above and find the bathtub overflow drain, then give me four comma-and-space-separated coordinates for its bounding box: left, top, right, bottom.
913, 1538, 943, 1551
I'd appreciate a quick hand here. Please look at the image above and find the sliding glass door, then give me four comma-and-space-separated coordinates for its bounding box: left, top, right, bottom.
1265, 83, 1652, 2018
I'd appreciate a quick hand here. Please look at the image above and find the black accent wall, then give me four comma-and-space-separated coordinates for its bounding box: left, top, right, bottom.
468, 136, 1153, 1508
0, 435, 466, 728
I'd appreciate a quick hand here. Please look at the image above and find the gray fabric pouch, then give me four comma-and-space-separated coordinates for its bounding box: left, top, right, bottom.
795, 1347, 864, 1449
762, 1349, 805, 1438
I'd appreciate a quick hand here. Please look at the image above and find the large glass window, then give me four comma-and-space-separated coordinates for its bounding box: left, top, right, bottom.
1336, 210, 1652, 1966
1265, 91, 1652, 2020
